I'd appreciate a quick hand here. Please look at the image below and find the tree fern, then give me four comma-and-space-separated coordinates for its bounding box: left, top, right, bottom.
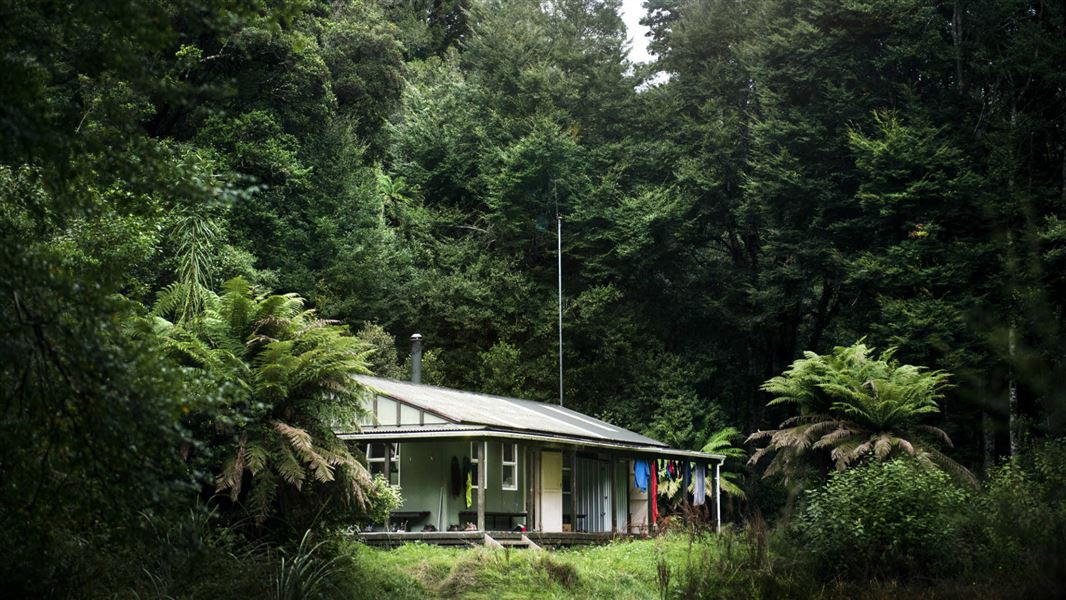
748, 341, 973, 485
142, 276, 376, 524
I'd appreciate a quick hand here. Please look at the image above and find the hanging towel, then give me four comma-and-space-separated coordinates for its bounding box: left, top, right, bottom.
650, 461, 660, 525
693, 463, 706, 506
465, 471, 473, 508
634, 459, 650, 492
450, 456, 462, 497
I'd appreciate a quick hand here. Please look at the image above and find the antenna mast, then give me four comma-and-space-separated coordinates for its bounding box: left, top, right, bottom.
557, 213, 564, 407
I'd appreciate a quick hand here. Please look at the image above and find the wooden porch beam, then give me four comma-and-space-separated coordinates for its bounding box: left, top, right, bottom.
477, 440, 487, 531
609, 457, 618, 533
525, 445, 536, 531
714, 461, 721, 533
646, 457, 654, 533
384, 443, 392, 530
569, 449, 577, 532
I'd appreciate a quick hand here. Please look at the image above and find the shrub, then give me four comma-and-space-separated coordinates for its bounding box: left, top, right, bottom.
795, 458, 971, 580
361, 475, 403, 526
967, 438, 1066, 593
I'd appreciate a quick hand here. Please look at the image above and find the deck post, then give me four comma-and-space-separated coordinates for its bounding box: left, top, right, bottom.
646, 457, 654, 534
609, 456, 618, 533
525, 445, 535, 531
571, 447, 579, 532
477, 440, 487, 531
714, 461, 721, 533
384, 444, 392, 530
625, 459, 631, 534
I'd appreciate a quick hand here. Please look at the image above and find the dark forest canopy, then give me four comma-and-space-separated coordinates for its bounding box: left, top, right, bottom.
2, 0, 1065, 595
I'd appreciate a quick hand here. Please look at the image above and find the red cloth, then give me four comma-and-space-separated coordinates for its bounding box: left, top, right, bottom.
650, 461, 659, 527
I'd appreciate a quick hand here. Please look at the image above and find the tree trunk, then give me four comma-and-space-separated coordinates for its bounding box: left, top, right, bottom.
1060, 106, 1065, 202
952, 0, 964, 89
1008, 322, 1021, 459
1005, 104, 1022, 461
982, 411, 995, 473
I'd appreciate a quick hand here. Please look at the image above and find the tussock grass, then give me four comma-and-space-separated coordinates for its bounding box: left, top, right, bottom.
333, 531, 1039, 600
337, 533, 742, 599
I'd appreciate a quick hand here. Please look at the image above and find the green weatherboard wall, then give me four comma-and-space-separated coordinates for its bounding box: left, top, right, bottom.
393, 440, 527, 530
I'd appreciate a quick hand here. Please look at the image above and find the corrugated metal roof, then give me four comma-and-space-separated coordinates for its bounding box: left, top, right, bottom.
353, 375, 668, 448
346, 424, 486, 435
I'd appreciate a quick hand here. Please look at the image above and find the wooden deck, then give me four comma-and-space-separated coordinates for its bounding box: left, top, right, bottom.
355, 530, 631, 548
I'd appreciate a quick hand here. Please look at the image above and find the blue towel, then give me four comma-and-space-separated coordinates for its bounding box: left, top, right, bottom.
634, 459, 650, 492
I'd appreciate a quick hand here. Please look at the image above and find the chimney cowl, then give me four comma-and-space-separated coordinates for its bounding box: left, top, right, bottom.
410, 333, 423, 384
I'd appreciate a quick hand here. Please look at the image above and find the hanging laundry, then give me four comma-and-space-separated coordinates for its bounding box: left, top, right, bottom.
693, 463, 706, 506
634, 459, 650, 492
650, 461, 660, 525
667, 461, 676, 480
465, 471, 473, 508
683, 461, 691, 496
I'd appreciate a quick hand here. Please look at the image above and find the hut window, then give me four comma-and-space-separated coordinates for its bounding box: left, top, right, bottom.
501, 443, 518, 490
366, 443, 400, 487
469, 442, 479, 486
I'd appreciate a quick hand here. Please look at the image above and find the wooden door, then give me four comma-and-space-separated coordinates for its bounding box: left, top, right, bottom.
539, 450, 563, 532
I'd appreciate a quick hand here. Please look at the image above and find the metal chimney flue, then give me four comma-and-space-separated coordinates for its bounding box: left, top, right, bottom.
410, 333, 423, 384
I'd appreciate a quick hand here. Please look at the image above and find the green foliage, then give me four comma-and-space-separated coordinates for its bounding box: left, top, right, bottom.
355, 322, 407, 379
362, 475, 404, 527
477, 341, 534, 398
796, 459, 972, 580
700, 428, 747, 499
750, 342, 971, 484
659, 427, 747, 508
139, 276, 377, 527
274, 530, 344, 600
335, 531, 827, 600
0, 167, 195, 596
4, 0, 1066, 593
129, 507, 275, 598
966, 438, 1066, 591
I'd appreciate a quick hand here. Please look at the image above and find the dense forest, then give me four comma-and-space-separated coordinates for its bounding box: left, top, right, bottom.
3, 0, 1065, 597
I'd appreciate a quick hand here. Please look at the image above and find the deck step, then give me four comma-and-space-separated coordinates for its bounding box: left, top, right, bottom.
484, 533, 542, 550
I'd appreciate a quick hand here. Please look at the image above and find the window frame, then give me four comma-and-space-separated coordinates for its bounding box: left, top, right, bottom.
501, 442, 518, 491
468, 441, 481, 486
366, 442, 401, 487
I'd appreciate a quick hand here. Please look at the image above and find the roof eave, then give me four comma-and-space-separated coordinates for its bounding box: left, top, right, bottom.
336, 427, 725, 462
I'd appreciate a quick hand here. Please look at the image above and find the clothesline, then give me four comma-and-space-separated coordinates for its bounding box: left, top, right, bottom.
633, 457, 710, 528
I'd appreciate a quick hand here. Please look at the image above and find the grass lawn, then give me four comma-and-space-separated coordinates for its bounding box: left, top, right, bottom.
335, 530, 1024, 600
341, 532, 729, 599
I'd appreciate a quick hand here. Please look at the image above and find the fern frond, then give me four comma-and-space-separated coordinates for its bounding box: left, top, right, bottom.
246, 442, 269, 476
274, 421, 313, 452
247, 470, 278, 524
276, 444, 306, 490
216, 435, 248, 499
